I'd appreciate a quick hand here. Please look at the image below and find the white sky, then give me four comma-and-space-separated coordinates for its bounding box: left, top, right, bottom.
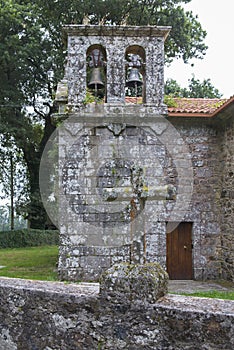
165, 0, 234, 98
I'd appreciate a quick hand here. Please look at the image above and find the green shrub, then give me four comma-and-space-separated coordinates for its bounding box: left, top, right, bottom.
0, 229, 59, 248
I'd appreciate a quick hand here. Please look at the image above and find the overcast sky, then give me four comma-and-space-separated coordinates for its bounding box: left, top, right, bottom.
165, 0, 234, 98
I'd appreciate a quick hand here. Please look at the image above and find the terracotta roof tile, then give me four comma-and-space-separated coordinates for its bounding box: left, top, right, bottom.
125, 96, 142, 104
168, 98, 228, 114
125, 96, 234, 117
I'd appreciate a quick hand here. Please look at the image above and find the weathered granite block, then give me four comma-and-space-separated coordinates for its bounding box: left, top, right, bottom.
100, 262, 168, 304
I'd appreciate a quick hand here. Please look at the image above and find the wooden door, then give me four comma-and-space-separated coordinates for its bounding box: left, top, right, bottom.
166, 222, 193, 280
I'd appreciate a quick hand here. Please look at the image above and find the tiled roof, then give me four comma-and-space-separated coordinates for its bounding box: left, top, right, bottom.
125, 96, 234, 117
125, 96, 142, 104
168, 98, 228, 115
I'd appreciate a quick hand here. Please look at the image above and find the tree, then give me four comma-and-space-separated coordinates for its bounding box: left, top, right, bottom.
34, 0, 207, 63
0, 136, 28, 229
165, 79, 183, 97
0, 0, 208, 228
184, 76, 222, 98
0, 0, 58, 227
165, 77, 222, 98
0, 205, 27, 231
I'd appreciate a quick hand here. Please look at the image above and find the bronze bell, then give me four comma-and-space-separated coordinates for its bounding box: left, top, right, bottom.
88, 67, 105, 90
126, 68, 143, 88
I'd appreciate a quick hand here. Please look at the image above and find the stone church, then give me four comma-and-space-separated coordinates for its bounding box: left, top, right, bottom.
48, 25, 233, 282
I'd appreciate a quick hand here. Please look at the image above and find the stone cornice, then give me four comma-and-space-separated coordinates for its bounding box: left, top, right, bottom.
63, 24, 171, 40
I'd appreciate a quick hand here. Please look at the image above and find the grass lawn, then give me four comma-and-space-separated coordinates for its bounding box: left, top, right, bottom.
181, 290, 234, 300
0, 246, 234, 301
0, 245, 59, 281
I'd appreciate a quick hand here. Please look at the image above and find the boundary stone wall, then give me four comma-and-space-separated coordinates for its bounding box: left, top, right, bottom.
0, 277, 233, 350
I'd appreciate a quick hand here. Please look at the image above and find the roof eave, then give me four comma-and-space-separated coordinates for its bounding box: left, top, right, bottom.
168, 112, 213, 118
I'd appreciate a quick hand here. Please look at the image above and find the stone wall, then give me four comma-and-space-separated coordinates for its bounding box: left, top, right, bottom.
0, 277, 233, 350
169, 118, 223, 280
55, 113, 227, 281
219, 117, 234, 281
58, 116, 180, 281
171, 116, 234, 282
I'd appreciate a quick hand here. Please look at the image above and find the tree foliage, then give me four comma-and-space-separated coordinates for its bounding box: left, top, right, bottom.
0, 0, 209, 227
33, 0, 207, 63
165, 77, 223, 98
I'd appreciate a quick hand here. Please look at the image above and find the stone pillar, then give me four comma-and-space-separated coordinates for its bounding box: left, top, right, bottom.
67, 36, 87, 105
145, 38, 165, 105
106, 43, 125, 103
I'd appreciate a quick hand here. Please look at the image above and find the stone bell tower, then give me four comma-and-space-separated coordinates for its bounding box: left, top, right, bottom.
53, 25, 176, 282
56, 25, 170, 111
